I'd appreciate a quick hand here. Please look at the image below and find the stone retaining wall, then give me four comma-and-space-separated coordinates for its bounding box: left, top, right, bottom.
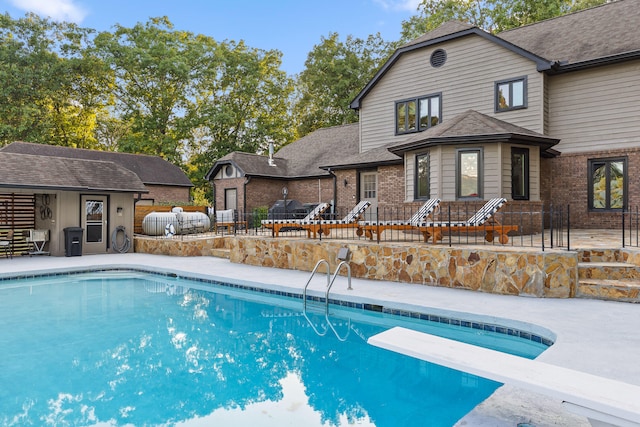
135, 235, 578, 298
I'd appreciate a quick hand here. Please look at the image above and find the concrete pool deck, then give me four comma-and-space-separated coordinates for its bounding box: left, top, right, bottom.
1, 253, 638, 426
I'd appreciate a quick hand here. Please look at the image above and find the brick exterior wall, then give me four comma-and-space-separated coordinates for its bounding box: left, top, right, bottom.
214, 177, 246, 211
334, 170, 358, 211
541, 147, 640, 229
215, 176, 335, 215
138, 184, 190, 205
377, 164, 406, 210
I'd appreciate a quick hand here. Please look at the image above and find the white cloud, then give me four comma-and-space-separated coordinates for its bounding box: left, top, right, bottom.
373, 0, 421, 12
8, 0, 88, 23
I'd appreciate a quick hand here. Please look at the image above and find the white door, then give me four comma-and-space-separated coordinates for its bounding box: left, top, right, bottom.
225, 188, 237, 211
360, 171, 378, 221
82, 195, 107, 254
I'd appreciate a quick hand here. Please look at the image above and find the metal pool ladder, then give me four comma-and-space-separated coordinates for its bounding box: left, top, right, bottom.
302, 259, 352, 341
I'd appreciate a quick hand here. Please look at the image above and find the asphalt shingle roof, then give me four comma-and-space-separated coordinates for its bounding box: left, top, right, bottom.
388, 110, 559, 154
498, 0, 640, 66
1, 142, 193, 187
0, 152, 148, 193
208, 123, 360, 179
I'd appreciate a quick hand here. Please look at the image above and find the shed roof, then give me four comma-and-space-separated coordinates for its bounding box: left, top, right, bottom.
0, 152, 148, 193
1, 142, 193, 187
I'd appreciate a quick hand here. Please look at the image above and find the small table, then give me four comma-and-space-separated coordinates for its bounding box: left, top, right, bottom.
27, 229, 50, 256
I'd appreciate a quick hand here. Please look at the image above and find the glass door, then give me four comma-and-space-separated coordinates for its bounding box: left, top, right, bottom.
359, 171, 378, 221
81, 195, 107, 254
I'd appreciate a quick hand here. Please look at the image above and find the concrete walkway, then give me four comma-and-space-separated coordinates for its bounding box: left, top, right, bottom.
1, 253, 638, 426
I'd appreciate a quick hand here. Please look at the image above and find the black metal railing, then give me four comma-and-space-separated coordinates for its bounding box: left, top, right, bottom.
226, 202, 573, 250
622, 207, 640, 248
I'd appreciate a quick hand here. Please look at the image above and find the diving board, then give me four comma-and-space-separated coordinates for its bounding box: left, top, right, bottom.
368, 327, 640, 427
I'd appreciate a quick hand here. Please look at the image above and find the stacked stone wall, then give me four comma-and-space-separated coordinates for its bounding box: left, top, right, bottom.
227, 237, 577, 298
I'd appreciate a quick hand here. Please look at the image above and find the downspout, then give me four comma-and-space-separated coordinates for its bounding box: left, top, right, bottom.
327, 168, 337, 215
244, 176, 251, 218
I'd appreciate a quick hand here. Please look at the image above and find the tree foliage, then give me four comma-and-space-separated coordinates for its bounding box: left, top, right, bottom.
91, 17, 294, 189
400, 0, 609, 41
0, 13, 106, 147
293, 32, 392, 137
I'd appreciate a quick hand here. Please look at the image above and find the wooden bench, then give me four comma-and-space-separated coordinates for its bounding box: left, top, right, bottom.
368, 327, 640, 427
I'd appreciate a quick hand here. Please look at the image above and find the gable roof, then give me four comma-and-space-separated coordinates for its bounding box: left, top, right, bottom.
206, 123, 360, 180
0, 152, 148, 193
1, 142, 193, 187
387, 110, 560, 155
351, 0, 640, 109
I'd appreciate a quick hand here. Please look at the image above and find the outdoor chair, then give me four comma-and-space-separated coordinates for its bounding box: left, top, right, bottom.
302, 201, 371, 239
261, 202, 331, 237
416, 197, 518, 244
215, 209, 246, 233
0, 229, 14, 258
358, 198, 441, 240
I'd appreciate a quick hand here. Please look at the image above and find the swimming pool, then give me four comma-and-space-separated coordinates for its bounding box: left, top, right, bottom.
0, 270, 550, 426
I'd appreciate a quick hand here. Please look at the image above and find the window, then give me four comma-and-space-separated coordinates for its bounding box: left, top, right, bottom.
456, 149, 482, 199
495, 77, 527, 112
361, 172, 377, 199
511, 147, 529, 200
415, 152, 430, 199
588, 157, 627, 210
396, 94, 441, 134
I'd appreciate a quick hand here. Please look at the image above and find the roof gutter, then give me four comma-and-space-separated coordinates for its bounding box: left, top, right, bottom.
388, 134, 560, 155
542, 51, 640, 75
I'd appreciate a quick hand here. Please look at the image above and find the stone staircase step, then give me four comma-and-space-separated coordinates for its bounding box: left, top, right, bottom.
576, 278, 640, 303
210, 248, 230, 259
578, 261, 640, 280
578, 249, 625, 263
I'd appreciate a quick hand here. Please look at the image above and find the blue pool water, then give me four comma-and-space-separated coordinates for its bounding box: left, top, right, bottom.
0, 271, 549, 426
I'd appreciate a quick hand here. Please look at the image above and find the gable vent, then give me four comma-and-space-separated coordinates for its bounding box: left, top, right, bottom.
430, 49, 447, 68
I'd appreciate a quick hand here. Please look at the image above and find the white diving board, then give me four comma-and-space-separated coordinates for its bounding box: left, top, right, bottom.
368, 327, 640, 427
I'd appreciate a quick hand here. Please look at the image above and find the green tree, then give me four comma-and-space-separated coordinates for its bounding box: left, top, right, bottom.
92, 17, 206, 164
293, 32, 392, 137
186, 40, 295, 191
0, 13, 106, 147
93, 17, 294, 199
400, 0, 609, 41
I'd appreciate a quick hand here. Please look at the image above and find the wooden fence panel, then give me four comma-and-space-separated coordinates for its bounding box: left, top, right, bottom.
0, 193, 36, 256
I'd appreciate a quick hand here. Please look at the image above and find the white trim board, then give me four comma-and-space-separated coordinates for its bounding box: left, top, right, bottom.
368, 327, 640, 427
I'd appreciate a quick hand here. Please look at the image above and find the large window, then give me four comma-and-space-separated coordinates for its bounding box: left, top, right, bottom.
511, 147, 529, 200
588, 158, 627, 210
456, 149, 482, 199
415, 152, 430, 199
495, 77, 527, 112
396, 94, 441, 134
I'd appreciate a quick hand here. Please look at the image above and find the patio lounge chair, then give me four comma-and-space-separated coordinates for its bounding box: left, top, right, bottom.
0, 229, 14, 258
215, 209, 247, 232
358, 198, 441, 240
416, 197, 517, 244
261, 202, 331, 237
302, 201, 371, 239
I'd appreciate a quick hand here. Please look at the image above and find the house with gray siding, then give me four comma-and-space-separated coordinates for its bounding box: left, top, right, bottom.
209, 0, 639, 229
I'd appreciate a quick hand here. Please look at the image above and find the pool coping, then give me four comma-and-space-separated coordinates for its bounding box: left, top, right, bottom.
0, 263, 556, 348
